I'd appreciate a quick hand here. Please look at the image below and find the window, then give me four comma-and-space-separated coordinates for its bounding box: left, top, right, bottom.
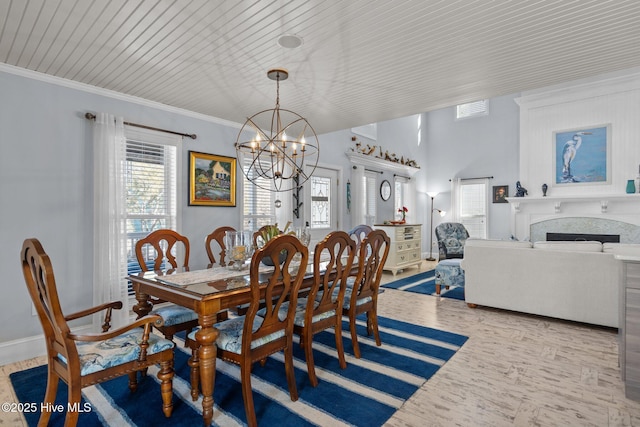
310, 176, 331, 229
458, 179, 487, 238
456, 100, 488, 120
394, 178, 410, 220
124, 127, 179, 293
241, 157, 276, 232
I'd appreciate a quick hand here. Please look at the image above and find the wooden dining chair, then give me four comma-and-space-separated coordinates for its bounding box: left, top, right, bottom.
292, 231, 356, 386
21, 238, 175, 427
342, 229, 390, 358
187, 234, 308, 427
205, 226, 236, 267
135, 229, 199, 341
348, 224, 373, 251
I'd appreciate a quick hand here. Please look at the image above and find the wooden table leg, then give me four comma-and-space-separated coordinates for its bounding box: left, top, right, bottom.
196, 314, 218, 426
132, 288, 152, 319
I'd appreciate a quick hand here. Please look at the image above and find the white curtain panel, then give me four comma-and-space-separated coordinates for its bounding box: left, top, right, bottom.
93, 113, 129, 328
450, 178, 462, 223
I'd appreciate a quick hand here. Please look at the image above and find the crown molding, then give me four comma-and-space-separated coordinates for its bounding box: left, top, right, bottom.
0, 63, 243, 129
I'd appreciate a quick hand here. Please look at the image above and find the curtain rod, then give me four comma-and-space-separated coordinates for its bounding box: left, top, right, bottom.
393, 173, 411, 180
352, 165, 383, 174
84, 112, 197, 140
449, 175, 494, 182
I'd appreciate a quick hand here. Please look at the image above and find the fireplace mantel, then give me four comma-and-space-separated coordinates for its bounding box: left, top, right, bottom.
506, 193, 640, 240
506, 194, 640, 214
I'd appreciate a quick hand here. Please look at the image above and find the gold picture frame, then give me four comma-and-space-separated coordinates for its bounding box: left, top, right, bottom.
189, 151, 236, 207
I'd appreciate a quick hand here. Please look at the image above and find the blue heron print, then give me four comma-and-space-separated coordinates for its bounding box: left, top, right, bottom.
555, 126, 609, 184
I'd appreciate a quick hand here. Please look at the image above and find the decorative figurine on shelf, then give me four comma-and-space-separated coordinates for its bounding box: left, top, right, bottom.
542, 183, 548, 197
515, 181, 528, 197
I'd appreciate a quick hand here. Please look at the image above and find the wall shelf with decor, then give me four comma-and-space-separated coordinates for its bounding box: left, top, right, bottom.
345, 151, 420, 176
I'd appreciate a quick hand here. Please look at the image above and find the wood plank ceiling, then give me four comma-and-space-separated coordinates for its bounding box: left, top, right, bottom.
2, 0, 640, 134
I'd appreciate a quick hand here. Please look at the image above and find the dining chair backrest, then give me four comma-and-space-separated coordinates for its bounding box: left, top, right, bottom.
244, 234, 308, 352
352, 229, 390, 299
22, 239, 74, 361
135, 229, 190, 271
348, 224, 373, 251
343, 229, 390, 358
205, 226, 235, 266
310, 231, 357, 316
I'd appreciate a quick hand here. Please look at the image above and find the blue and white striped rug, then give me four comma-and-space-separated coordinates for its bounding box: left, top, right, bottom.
381, 270, 465, 300
10, 316, 467, 426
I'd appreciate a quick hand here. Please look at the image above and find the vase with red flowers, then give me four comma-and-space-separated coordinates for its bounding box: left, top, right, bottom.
398, 206, 408, 224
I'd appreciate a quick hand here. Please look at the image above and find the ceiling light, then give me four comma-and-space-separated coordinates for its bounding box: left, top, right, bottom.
235, 68, 319, 192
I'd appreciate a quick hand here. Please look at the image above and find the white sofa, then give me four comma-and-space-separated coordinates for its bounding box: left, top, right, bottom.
460, 239, 636, 328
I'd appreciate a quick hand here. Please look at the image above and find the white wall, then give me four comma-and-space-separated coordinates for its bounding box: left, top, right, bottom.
424, 93, 521, 243
517, 68, 640, 199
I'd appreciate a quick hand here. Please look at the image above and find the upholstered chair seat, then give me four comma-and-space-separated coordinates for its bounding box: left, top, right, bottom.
61, 330, 175, 376
150, 305, 199, 327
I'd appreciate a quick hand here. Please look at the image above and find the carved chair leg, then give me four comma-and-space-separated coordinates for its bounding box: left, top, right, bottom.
40, 368, 58, 427
157, 359, 174, 418
241, 359, 257, 427
128, 371, 138, 392
284, 342, 299, 401
188, 344, 200, 401
302, 332, 318, 387
349, 314, 361, 359
66, 383, 82, 426
369, 311, 382, 347
334, 319, 347, 370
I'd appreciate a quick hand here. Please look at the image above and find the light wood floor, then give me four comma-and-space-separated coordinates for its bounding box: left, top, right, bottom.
3, 260, 640, 426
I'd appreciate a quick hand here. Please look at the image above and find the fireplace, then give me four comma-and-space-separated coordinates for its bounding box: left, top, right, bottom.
546, 232, 620, 244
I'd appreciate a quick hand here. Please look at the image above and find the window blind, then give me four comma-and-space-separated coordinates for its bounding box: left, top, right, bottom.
242, 157, 275, 232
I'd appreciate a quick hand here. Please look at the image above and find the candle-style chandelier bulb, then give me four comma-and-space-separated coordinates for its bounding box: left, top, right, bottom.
235, 68, 320, 192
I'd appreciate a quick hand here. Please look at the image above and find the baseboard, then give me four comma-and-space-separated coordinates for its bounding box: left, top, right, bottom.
0, 325, 93, 367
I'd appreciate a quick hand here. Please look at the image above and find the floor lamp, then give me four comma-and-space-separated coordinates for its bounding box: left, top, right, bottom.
426, 192, 446, 261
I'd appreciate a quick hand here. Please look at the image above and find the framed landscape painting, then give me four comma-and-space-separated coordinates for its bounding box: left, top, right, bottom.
554, 124, 610, 185
189, 151, 236, 206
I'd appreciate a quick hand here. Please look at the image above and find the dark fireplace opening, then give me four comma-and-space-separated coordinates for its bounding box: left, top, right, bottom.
546, 232, 620, 243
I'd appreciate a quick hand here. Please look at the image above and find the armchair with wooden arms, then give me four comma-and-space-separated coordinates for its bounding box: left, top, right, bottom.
21, 238, 175, 427
134, 229, 199, 341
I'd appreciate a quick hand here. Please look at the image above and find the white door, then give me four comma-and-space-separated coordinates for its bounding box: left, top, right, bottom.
304, 166, 340, 246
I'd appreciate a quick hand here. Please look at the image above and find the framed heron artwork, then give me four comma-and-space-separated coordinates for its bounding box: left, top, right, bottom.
553, 124, 610, 185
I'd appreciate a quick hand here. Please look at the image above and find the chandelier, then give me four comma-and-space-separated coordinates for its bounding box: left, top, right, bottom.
235, 68, 319, 192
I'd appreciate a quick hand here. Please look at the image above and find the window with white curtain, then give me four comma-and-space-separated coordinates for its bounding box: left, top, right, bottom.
241, 157, 276, 232
457, 179, 488, 238
124, 127, 179, 294
394, 177, 411, 220
364, 172, 377, 226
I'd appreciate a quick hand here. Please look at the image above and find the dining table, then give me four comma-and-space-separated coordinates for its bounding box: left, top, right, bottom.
128, 256, 345, 426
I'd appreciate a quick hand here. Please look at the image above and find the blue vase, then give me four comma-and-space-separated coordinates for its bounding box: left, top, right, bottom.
627, 179, 636, 194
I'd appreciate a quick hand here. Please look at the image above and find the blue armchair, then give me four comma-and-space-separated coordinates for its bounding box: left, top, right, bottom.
435, 222, 469, 260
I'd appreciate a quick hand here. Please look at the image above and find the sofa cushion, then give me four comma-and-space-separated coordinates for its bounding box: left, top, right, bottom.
533, 240, 603, 252
603, 243, 640, 253
465, 238, 533, 249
